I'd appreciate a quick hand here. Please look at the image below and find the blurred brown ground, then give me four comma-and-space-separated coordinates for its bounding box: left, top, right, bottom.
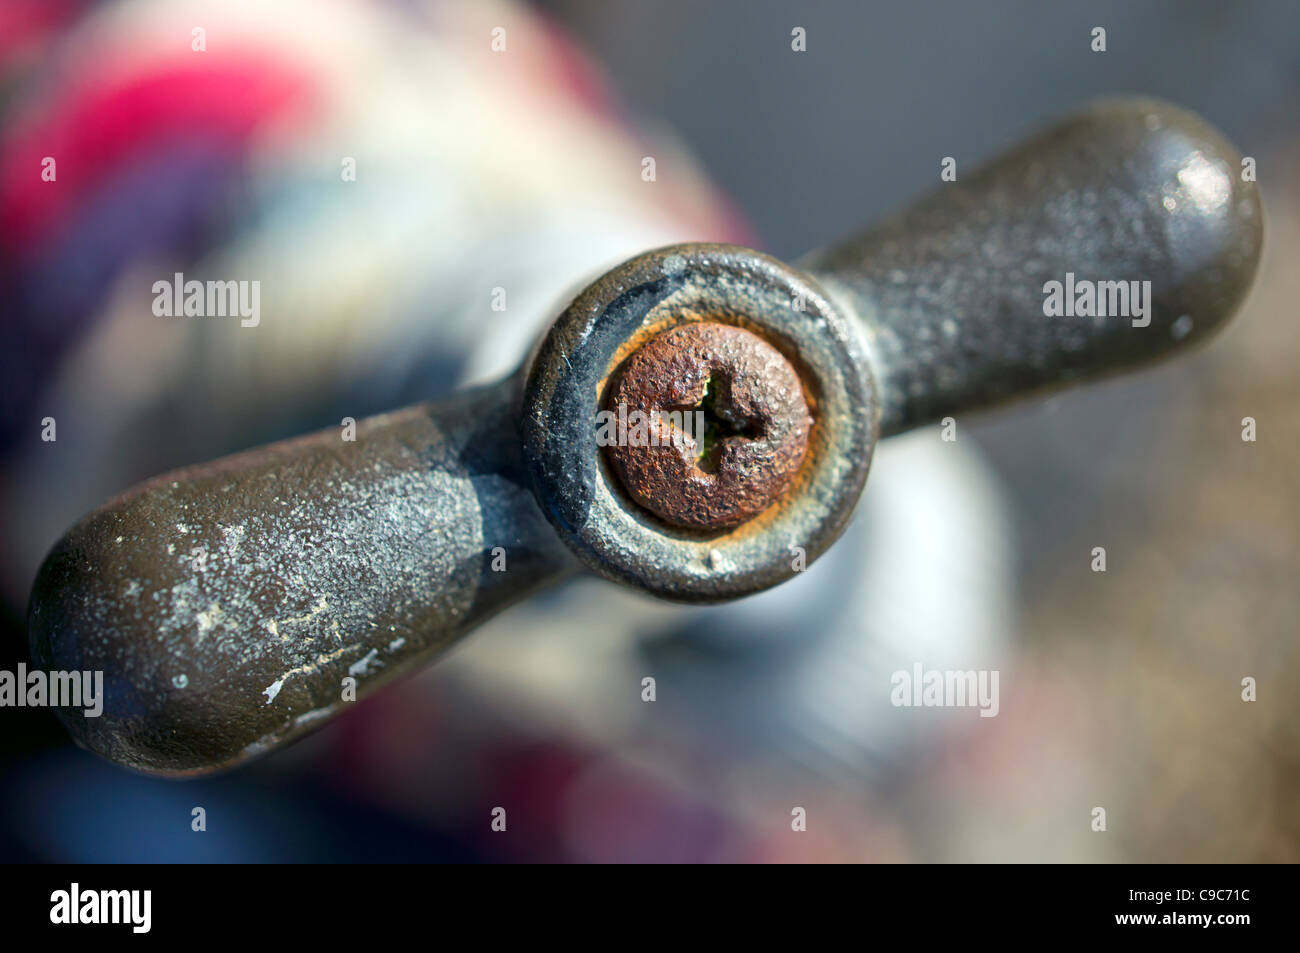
943, 143, 1300, 862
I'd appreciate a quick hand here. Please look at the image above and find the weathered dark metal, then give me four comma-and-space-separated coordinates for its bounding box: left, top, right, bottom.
27, 98, 1263, 776
804, 98, 1262, 435
519, 243, 874, 602
28, 383, 577, 775
605, 321, 813, 530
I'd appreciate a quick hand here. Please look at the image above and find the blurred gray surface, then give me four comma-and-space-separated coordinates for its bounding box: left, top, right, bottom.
548, 0, 1297, 259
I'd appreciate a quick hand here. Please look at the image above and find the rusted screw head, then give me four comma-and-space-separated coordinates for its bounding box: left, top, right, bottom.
604, 321, 813, 530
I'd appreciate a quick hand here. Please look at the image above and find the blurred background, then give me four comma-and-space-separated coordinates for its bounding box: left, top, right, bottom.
0, 0, 1296, 862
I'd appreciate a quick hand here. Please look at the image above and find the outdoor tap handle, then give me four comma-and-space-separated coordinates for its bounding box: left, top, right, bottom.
28, 98, 1262, 776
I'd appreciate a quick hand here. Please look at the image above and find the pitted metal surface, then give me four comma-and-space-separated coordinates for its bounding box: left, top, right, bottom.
519, 243, 877, 602
605, 321, 813, 530
804, 98, 1262, 435
28, 383, 576, 775
28, 97, 1263, 775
